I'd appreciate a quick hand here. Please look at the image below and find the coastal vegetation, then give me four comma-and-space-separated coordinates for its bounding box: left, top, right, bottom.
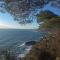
37, 10, 60, 30
0, 0, 60, 60
22, 11, 60, 60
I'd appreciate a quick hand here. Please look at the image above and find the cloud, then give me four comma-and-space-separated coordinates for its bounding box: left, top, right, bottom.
0, 20, 39, 29
0, 22, 9, 28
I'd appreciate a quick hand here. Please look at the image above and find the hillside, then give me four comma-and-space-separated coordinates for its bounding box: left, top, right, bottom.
22, 30, 60, 60
20, 10, 60, 60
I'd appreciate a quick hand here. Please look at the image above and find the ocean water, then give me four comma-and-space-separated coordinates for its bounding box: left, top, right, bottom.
0, 29, 46, 57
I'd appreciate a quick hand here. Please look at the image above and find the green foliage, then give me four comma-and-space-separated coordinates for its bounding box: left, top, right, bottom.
0, 0, 60, 24
0, 50, 16, 60
37, 10, 57, 22
5, 0, 12, 4
5, 52, 16, 60
37, 10, 60, 30
41, 18, 60, 29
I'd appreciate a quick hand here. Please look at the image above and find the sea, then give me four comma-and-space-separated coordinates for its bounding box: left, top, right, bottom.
0, 29, 46, 58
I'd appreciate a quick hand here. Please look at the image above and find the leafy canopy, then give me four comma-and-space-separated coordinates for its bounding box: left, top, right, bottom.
0, 0, 60, 24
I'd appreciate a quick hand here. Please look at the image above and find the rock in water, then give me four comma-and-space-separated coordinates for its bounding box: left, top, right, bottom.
25, 41, 36, 46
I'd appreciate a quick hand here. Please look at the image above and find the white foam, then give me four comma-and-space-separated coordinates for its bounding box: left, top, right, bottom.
17, 46, 32, 58
17, 42, 25, 47
20, 43, 25, 47
17, 54, 25, 58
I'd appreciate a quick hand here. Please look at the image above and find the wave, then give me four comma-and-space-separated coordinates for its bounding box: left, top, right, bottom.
20, 42, 25, 47
16, 42, 32, 58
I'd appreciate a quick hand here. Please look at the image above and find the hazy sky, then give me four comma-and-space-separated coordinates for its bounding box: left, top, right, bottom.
0, 4, 60, 29
0, 12, 39, 29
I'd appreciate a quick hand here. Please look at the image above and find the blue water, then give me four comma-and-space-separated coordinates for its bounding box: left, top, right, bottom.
0, 29, 46, 55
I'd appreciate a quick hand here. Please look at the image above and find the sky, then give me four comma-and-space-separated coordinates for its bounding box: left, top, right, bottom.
0, 12, 39, 29
0, 4, 60, 29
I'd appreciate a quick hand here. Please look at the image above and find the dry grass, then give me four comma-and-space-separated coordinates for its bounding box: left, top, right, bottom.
23, 29, 60, 60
